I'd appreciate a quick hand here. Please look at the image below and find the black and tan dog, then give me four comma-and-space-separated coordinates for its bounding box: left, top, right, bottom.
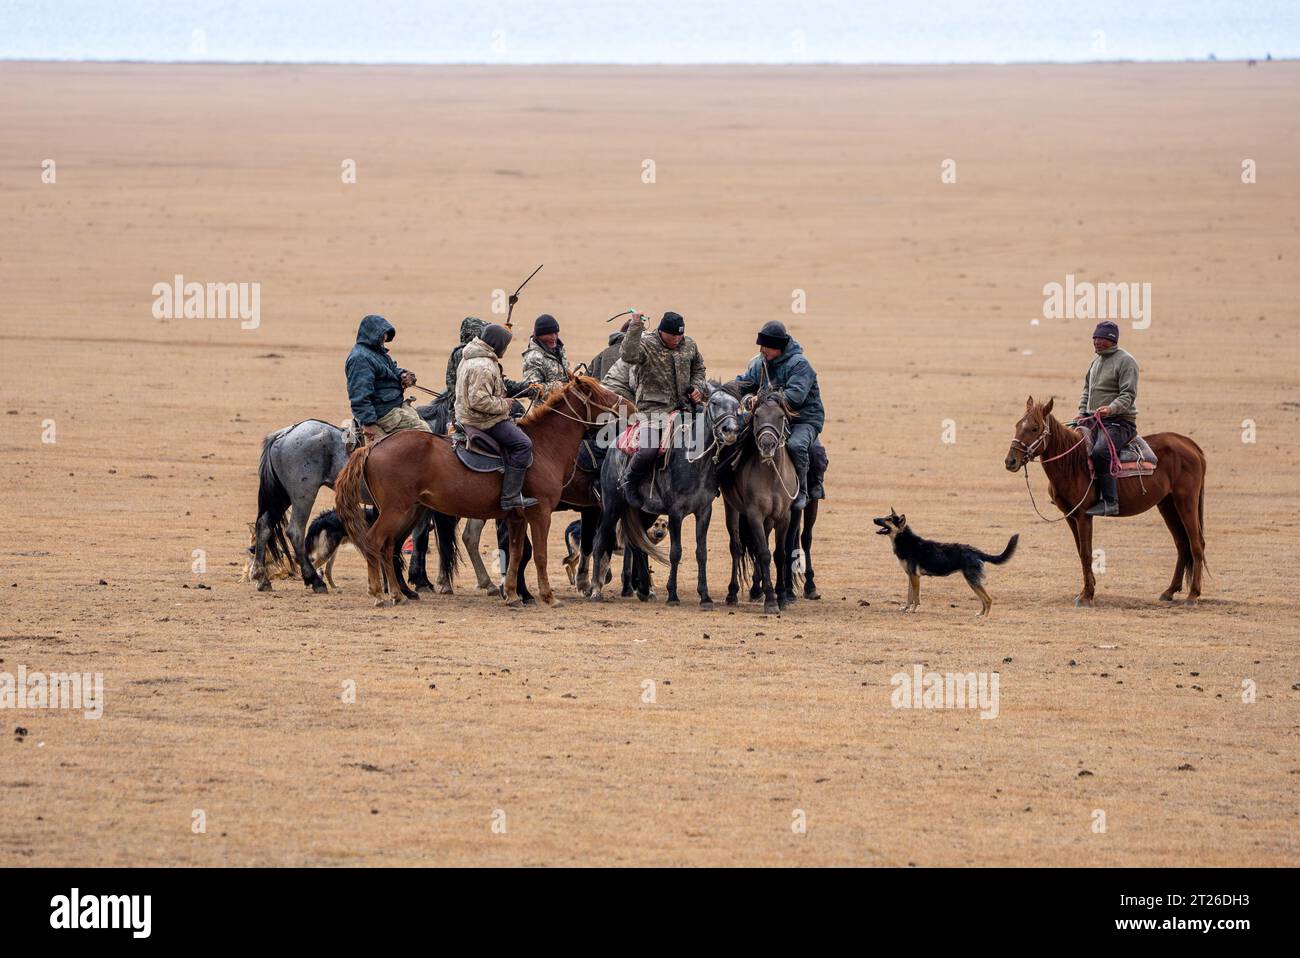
872, 508, 1018, 617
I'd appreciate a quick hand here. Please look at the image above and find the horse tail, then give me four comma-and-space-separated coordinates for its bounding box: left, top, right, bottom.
621, 510, 668, 566
977, 534, 1019, 565
735, 517, 757, 583
257, 427, 293, 563
1197, 466, 1210, 576
431, 510, 461, 584
335, 444, 376, 562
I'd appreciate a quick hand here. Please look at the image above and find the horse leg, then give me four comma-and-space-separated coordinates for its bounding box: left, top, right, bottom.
802, 499, 820, 599
1074, 513, 1097, 606
502, 515, 526, 605
1156, 497, 1190, 601
749, 514, 778, 615
464, 519, 493, 591
287, 495, 327, 594
364, 508, 406, 606
389, 510, 421, 601
589, 508, 620, 603
576, 507, 598, 595
724, 504, 743, 606
1174, 485, 1206, 603
251, 512, 275, 591
527, 510, 559, 607
408, 509, 435, 593
665, 514, 683, 606
775, 514, 793, 611
695, 501, 714, 610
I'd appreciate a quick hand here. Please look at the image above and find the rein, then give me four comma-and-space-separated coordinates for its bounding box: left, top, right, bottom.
1016, 411, 1099, 522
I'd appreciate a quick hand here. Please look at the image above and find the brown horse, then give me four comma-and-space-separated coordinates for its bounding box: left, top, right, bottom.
334, 375, 628, 607
1004, 396, 1208, 606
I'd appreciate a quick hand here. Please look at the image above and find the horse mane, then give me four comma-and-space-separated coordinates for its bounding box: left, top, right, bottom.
1043, 409, 1088, 470
519, 374, 603, 426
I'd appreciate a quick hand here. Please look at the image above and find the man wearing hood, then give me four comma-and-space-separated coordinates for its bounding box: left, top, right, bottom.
726, 321, 826, 509
521, 313, 571, 393
445, 316, 486, 396
588, 320, 631, 383
455, 323, 539, 511
345, 314, 430, 441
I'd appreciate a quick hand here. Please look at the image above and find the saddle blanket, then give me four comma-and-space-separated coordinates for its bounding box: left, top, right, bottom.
1081, 426, 1158, 478
616, 411, 680, 457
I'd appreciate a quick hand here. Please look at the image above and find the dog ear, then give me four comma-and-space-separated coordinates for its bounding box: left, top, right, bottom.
897, 514, 906, 526
1042, 396, 1055, 416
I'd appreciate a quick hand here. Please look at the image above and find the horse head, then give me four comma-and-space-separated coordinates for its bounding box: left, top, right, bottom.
752, 388, 791, 463
1005, 395, 1056, 472
703, 381, 742, 447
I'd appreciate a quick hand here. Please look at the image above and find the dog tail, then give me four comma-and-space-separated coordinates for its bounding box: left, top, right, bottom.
978, 534, 1019, 565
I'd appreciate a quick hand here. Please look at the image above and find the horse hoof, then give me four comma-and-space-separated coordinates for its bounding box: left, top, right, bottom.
763, 602, 780, 616
257, 581, 273, 593
1074, 595, 1094, 608
1186, 597, 1200, 607
521, 596, 537, 606
588, 593, 606, 603
699, 601, 714, 611
777, 600, 789, 612
405, 591, 420, 601
666, 598, 680, 607
725, 595, 737, 606
310, 582, 328, 594
1159, 592, 1175, 602
804, 588, 821, 600
373, 598, 389, 608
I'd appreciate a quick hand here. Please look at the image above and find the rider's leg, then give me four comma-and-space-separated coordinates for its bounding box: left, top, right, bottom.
488, 419, 538, 510
621, 420, 661, 510
786, 422, 817, 510
807, 437, 828, 500
1084, 418, 1133, 516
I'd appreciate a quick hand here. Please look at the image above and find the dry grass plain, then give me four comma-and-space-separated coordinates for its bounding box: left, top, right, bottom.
1, 61, 1297, 866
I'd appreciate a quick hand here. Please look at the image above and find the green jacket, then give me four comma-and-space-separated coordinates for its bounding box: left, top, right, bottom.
1078, 346, 1139, 422
618, 317, 707, 416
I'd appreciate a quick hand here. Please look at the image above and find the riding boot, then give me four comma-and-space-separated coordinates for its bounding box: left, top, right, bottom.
499, 466, 538, 511
621, 456, 653, 510
792, 467, 809, 511
1085, 469, 1119, 516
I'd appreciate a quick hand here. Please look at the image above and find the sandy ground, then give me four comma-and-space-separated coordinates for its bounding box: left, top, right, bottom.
1, 61, 1298, 867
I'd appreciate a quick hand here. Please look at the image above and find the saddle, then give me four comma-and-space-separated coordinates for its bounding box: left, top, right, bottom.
1080, 425, 1158, 478
450, 424, 506, 474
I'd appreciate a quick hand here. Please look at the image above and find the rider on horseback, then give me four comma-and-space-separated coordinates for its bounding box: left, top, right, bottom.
455, 323, 539, 511
1077, 320, 1140, 517
521, 313, 571, 394
726, 321, 826, 510
346, 314, 431, 442
617, 310, 707, 510
445, 316, 486, 396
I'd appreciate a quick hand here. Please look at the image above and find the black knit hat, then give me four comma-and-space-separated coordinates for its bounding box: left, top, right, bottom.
534, 313, 560, 336
481, 323, 513, 357
658, 311, 685, 335
756, 320, 790, 350
1092, 320, 1119, 343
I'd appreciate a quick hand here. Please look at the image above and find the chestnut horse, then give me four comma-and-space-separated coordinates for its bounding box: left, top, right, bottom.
334, 375, 628, 607
1004, 396, 1208, 606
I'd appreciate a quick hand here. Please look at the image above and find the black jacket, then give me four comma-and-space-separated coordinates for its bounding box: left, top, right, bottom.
345, 315, 408, 425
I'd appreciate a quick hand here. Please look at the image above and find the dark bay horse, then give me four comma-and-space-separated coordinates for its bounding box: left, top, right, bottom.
724, 390, 799, 614
334, 375, 626, 607
1004, 396, 1208, 606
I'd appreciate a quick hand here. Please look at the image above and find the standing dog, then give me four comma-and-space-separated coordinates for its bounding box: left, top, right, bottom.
873, 508, 1018, 616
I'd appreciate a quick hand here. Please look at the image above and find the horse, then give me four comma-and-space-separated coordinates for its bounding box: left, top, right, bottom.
589, 382, 742, 607
723, 389, 799, 614
334, 375, 627, 607
251, 396, 454, 595
1004, 396, 1208, 606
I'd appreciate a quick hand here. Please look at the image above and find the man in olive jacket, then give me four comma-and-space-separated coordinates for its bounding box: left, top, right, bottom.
455, 324, 538, 511
618, 310, 707, 509
345, 314, 430, 441
726, 321, 825, 509
520, 313, 571, 393
445, 316, 486, 396
1077, 320, 1140, 517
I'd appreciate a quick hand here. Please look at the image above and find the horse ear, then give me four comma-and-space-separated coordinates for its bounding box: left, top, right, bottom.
1042, 396, 1055, 416
1025, 395, 1034, 410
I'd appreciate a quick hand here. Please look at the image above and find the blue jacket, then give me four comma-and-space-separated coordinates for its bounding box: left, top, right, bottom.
730, 338, 824, 431
345, 315, 408, 425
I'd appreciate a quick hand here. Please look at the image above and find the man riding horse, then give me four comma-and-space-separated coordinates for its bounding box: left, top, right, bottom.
521, 313, 571, 393
617, 310, 707, 510
345, 314, 431, 442
445, 316, 486, 396
1075, 320, 1140, 517
725, 321, 826, 510
455, 323, 539, 511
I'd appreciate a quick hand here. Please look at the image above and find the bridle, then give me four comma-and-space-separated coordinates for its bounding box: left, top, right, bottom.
1012, 411, 1099, 522
753, 397, 798, 500
545, 379, 628, 428
687, 391, 742, 465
